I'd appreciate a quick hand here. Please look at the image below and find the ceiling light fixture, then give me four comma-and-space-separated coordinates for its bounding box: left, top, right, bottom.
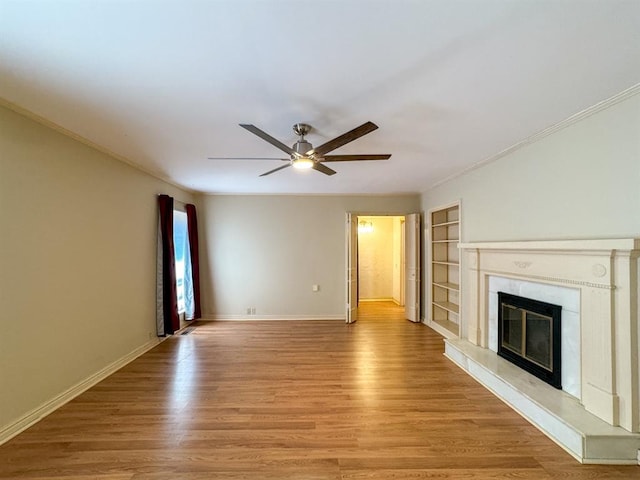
358, 220, 374, 234
292, 157, 314, 170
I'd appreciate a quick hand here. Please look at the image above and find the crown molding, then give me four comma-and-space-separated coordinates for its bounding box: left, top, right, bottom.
0, 98, 197, 195
427, 83, 640, 192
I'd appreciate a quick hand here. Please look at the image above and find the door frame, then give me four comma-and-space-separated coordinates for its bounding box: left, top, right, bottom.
345, 213, 358, 323
345, 212, 421, 322
404, 213, 421, 323
400, 218, 405, 307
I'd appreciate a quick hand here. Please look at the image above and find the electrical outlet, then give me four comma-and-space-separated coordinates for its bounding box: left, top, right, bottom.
312, 284, 320, 292
246, 307, 251, 315
251, 307, 256, 315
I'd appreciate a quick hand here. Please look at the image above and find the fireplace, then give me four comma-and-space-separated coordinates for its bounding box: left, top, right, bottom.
443, 238, 640, 463
498, 292, 562, 389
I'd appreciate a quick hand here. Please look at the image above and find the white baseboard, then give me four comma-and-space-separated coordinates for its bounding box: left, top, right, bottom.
199, 314, 345, 321
0, 336, 166, 446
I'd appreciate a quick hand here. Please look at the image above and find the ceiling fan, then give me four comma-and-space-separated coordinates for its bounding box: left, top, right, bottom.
208, 121, 391, 177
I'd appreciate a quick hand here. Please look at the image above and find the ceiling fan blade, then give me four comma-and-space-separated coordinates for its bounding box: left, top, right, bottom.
311, 121, 379, 156
208, 157, 288, 161
311, 162, 337, 176
259, 164, 291, 177
321, 154, 391, 162
240, 124, 297, 157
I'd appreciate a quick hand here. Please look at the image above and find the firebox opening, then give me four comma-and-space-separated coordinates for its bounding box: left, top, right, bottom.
497, 292, 562, 389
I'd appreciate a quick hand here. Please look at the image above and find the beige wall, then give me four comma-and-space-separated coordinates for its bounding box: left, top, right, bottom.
0, 106, 195, 436
199, 195, 420, 318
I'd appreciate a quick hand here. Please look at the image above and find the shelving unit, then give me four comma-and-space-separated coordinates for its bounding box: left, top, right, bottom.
428, 203, 460, 338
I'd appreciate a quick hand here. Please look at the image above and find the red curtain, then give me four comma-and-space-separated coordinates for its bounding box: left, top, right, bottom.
158, 194, 180, 334
185, 203, 202, 319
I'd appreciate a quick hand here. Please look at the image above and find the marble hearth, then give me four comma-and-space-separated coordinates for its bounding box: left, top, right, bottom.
444, 239, 640, 464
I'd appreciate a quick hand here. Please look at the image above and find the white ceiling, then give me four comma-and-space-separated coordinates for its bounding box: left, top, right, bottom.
1, 0, 639, 195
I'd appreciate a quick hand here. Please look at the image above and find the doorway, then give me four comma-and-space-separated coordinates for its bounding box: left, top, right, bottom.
357, 215, 405, 306
346, 213, 421, 323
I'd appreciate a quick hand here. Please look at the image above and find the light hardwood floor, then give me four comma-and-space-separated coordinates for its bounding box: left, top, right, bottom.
1, 302, 638, 479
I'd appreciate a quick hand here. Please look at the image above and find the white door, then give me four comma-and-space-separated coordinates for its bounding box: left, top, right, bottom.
400, 219, 405, 306
346, 213, 358, 323
404, 213, 421, 322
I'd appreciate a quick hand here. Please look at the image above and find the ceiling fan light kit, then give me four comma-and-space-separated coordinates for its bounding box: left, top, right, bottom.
292, 157, 314, 170
210, 122, 391, 177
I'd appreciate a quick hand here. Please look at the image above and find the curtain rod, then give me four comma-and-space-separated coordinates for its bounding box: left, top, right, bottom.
157, 194, 192, 207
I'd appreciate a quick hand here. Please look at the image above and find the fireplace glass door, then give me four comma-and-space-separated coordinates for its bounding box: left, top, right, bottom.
498, 292, 562, 388
502, 305, 552, 371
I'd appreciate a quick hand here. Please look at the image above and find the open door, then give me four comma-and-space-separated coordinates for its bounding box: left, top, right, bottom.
400, 218, 405, 306
346, 213, 358, 323
404, 213, 421, 322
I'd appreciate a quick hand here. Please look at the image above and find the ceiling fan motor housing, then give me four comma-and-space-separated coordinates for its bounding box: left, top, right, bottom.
293, 140, 313, 158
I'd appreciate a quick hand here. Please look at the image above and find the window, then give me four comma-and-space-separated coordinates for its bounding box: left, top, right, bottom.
173, 210, 188, 314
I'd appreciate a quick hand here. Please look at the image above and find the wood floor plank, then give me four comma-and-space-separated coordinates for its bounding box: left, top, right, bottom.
1, 302, 638, 479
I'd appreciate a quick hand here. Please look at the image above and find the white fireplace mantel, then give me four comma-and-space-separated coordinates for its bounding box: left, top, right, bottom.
445, 238, 640, 463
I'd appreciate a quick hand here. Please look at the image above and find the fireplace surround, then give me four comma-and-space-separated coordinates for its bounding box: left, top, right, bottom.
443, 238, 640, 463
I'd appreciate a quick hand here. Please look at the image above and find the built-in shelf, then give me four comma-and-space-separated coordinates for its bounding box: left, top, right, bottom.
433, 300, 459, 314
427, 202, 461, 338
432, 220, 459, 227
433, 281, 459, 291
